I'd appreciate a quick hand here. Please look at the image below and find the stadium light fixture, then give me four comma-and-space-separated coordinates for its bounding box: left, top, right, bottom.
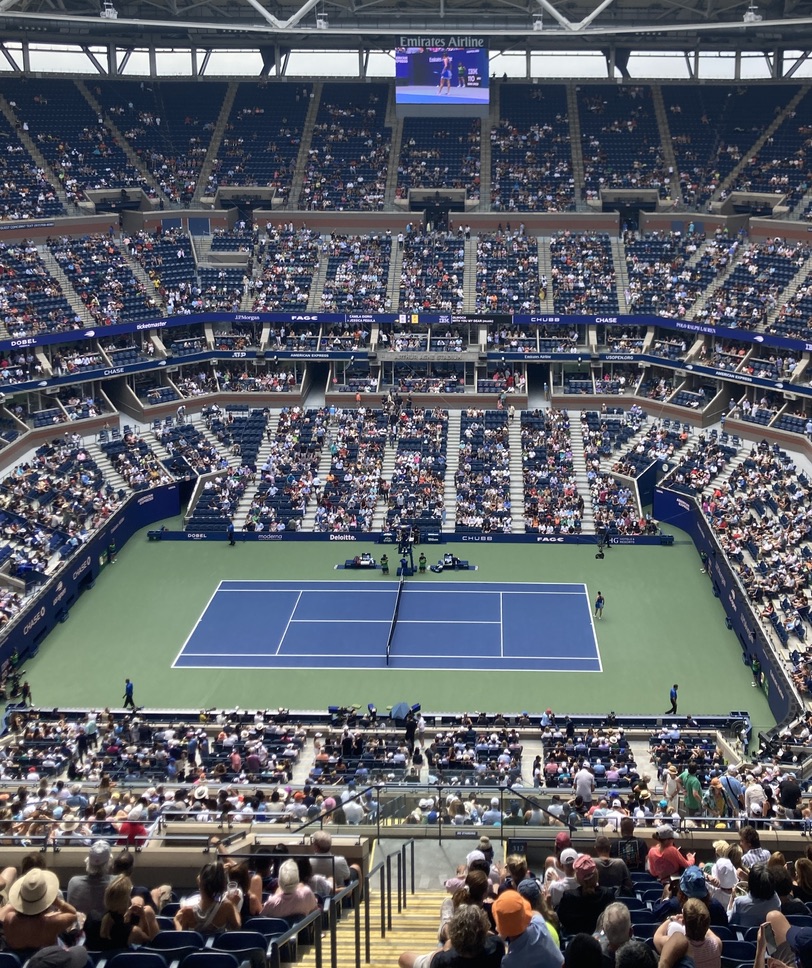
99, 0, 118, 18
533, 15, 544, 31
743, 2, 762, 22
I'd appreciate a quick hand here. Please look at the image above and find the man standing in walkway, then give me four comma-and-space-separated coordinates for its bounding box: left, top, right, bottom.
573, 760, 595, 810
666, 683, 678, 714
123, 677, 136, 710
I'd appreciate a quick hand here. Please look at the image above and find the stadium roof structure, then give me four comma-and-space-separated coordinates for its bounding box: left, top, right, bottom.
0, 0, 812, 71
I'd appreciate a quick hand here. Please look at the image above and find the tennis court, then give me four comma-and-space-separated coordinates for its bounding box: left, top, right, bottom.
173, 579, 601, 672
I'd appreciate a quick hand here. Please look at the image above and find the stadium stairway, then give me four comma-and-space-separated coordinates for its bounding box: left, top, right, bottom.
565, 84, 588, 212
536, 236, 554, 309
463, 238, 477, 313
609, 237, 630, 311
370, 439, 398, 533
383, 92, 404, 210
386, 242, 404, 310
763, 248, 812, 329
76, 80, 173, 208
301, 429, 339, 531
507, 417, 525, 534
307, 256, 331, 312
650, 84, 680, 204
298, 888, 447, 968
289, 82, 323, 209
477, 82, 498, 213
689, 239, 748, 321
38, 247, 95, 327
0, 95, 76, 215
708, 84, 810, 208
442, 410, 462, 534
194, 81, 238, 203
568, 420, 596, 533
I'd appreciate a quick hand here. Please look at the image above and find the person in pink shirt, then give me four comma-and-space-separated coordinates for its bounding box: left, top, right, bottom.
647, 825, 695, 883
261, 860, 318, 921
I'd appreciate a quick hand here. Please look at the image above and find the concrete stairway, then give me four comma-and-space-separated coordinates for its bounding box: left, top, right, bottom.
477, 82, 498, 212
708, 85, 810, 206
463, 238, 478, 312
0, 96, 76, 214
39, 247, 94, 326
371, 440, 398, 532
763, 250, 812, 328
290, 82, 322, 209
194, 81, 238, 202
383, 91, 404, 210
536, 235, 554, 308
76, 80, 171, 207
297, 889, 447, 968
441, 410, 461, 533
507, 415, 525, 533
650, 84, 680, 203
609, 237, 629, 311
229, 412, 281, 523
300, 433, 336, 531
569, 414, 596, 533
689, 241, 748, 321
386, 242, 404, 311
566, 84, 587, 211
306, 251, 330, 312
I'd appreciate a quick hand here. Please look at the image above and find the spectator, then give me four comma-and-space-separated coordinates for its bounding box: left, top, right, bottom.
516, 877, 560, 950
646, 826, 695, 883
593, 836, 633, 896
399, 905, 503, 968
261, 859, 318, 920
594, 901, 632, 965
492, 888, 562, 968
728, 862, 780, 929
610, 818, 648, 872
557, 854, 615, 936
84, 875, 159, 949
309, 830, 361, 888
563, 933, 603, 968
651, 866, 729, 928
174, 861, 241, 934
653, 897, 721, 966
4, 869, 80, 958
66, 841, 113, 922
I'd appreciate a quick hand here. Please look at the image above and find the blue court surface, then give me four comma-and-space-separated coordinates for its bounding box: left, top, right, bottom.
173, 580, 601, 672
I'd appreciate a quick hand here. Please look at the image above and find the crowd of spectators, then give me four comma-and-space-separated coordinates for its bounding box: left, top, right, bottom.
396, 119, 481, 201
102, 429, 173, 490
521, 409, 583, 534
695, 239, 809, 330
550, 232, 619, 313
475, 232, 541, 314
399, 231, 465, 312
320, 233, 392, 313
252, 225, 320, 312
315, 408, 384, 533
0, 241, 80, 338
623, 230, 709, 318
455, 409, 512, 533
387, 407, 448, 530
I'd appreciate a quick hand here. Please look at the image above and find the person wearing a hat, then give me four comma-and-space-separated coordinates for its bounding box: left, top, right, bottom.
261, 859, 318, 920
481, 798, 503, 826
651, 865, 730, 927
83, 875, 159, 950
4, 869, 81, 958
647, 826, 695, 884
663, 764, 680, 812
492, 888, 563, 968
116, 804, 149, 848
543, 831, 573, 887
557, 854, 615, 936
548, 849, 580, 909
66, 841, 113, 922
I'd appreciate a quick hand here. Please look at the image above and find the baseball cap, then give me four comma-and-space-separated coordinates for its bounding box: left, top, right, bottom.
27, 949, 88, 968
654, 824, 674, 839
466, 849, 486, 867
555, 831, 571, 849
679, 866, 708, 898
87, 841, 111, 868
786, 927, 812, 968
517, 877, 541, 905
559, 848, 579, 866
612, 799, 622, 808
492, 890, 532, 938
573, 854, 597, 884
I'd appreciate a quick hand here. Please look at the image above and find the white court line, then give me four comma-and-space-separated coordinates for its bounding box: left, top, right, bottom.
583, 581, 604, 673
171, 584, 221, 669
217, 588, 396, 594
276, 590, 302, 656
500, 593, 504, 658
390, 619, 501, 625
178, 651, 602, 661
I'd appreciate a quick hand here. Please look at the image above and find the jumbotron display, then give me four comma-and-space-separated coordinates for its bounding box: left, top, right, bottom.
395, 46, 490, 106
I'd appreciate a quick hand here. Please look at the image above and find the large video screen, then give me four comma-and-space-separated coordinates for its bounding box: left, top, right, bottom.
395, 47, 490, 106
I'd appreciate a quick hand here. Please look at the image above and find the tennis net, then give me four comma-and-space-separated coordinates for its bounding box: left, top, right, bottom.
385, 577, 405, 666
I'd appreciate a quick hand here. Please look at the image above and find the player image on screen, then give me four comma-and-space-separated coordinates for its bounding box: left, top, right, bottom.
396, 47, 490, 105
